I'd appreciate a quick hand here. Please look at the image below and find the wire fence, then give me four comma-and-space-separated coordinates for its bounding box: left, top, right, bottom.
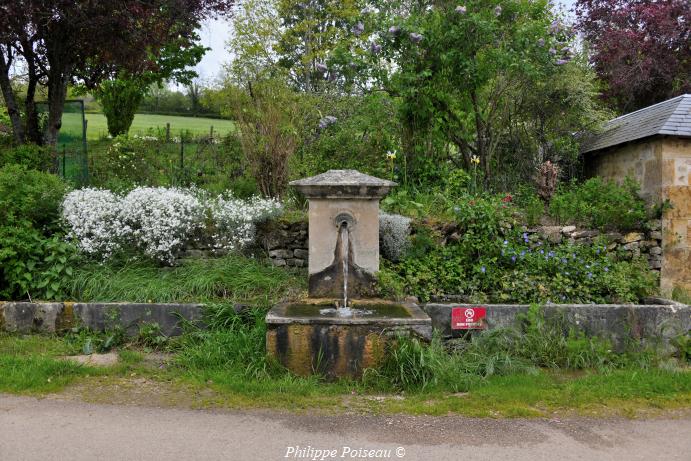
48, 100, 240, 187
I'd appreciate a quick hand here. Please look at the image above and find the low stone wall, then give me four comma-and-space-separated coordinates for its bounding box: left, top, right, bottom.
174, 215, 663, 278
424, 303, 690, 350
2, 301, 687, 351
256, 220, 309, 267
256, 218, 663, 272
529, 221, 663, 270
433, 220, 664, 272
0, 302, 204, 336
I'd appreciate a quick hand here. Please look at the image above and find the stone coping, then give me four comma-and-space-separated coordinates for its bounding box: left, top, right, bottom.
290, 170, 396, 198
0, 301, 204, 336
423, 302, 690, 350
2, 301, 687, 344
266, 300, 431, 326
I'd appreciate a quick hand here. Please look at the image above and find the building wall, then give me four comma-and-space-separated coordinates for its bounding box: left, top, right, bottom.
585, 138, 664, 202
660, 138, 691, 295
587, 136, 691, 296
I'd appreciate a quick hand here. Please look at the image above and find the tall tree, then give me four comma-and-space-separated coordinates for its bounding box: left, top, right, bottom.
0, 1, 232, 147
226, 0, 284, 86
575, 0, 691, 113
276, 0, 366, 91
371, 0, 579, 185
186, 78, 206, 117
95, 38, 208, 137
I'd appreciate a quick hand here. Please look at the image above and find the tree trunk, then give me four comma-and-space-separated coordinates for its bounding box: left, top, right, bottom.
0, 47, 25, 144
44, 72, 69, 148
23, 44, 42, 145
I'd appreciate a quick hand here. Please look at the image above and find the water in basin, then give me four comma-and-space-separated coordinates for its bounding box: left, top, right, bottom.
284, 303, 412, 319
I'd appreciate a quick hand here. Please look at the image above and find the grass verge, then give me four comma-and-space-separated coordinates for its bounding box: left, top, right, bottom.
1, 332, 689, 418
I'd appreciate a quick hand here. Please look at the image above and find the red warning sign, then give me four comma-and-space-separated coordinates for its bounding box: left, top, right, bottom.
451, 307, 487, 330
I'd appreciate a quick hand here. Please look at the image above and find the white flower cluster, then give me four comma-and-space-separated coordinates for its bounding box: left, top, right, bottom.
379, 212, 411, 262
119, 187, 206, 262
132, 134, 159, 142
211, 195, 282, 252
62, 188, 123, 258
62, 187, 282, 264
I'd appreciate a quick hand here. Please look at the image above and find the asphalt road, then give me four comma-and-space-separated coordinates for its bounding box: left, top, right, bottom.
1, 394, 689, 461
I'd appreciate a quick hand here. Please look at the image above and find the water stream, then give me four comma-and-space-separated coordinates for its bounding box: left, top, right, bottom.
340, 222, 349, 310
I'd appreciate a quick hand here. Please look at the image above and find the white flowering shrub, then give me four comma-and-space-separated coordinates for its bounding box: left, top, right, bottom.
62, 187, 283, 264
379, 212, 411, 262
118, 187, 206, 263
62, 188, 123, 258
211, 194, 282, 252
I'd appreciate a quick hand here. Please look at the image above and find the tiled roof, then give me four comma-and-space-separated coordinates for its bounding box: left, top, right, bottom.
580, 94, 691, 153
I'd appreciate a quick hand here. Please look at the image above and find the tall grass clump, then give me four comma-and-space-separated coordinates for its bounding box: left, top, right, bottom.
67, 254, 303, 305
369, 305, 668, 393
175, 308, 275, 380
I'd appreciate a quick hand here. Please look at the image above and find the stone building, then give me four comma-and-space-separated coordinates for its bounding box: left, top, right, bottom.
581, 94, 691, 295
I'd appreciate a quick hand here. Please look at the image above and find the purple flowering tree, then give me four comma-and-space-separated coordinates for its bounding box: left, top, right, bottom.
575, 0, 691, 113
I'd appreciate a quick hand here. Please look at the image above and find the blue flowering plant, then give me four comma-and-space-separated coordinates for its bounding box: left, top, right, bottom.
378, 192, 657, 304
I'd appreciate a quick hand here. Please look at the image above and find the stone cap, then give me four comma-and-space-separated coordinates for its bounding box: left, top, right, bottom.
290, 169, 397, 199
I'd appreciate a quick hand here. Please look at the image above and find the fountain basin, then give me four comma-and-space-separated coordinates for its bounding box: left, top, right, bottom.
266, 300, 432, 378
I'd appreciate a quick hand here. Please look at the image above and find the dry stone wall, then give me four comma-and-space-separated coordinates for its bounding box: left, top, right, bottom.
256, 220, 309, 268
528, 221, 663, 271
176, 216, 662, 275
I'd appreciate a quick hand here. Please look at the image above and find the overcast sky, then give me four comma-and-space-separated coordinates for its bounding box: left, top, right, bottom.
195, 1, 578, 81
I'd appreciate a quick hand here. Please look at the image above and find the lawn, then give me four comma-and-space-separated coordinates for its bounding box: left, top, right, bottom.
60, 112, 236, 141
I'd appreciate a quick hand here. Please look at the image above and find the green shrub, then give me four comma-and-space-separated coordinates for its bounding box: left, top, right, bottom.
514, 186, 544, 227
0, 108, 12, 148
379, 191, 658, 303
90, 135, 159, 188
380, 169, 475, 220
548, 177, 648, 230
0, 106, 10, 127
0, 164, 66, 229
0, 223, 78, 300
294, 92, 397, 181
95, 77, 145, 137
0, 165, 74, 300
0, 144, 52, 171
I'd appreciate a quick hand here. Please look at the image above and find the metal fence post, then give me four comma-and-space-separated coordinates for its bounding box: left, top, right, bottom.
180, 131, 184, 181
82, 118, 89, 185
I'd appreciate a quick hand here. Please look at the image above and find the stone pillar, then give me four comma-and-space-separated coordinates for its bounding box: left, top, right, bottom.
660, 138, 691, 295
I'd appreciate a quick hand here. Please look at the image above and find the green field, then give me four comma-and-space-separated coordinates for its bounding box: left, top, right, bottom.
61, 112, 235, 141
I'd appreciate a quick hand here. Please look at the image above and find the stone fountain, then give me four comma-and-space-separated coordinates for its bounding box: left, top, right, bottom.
265, 170, 431, 378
